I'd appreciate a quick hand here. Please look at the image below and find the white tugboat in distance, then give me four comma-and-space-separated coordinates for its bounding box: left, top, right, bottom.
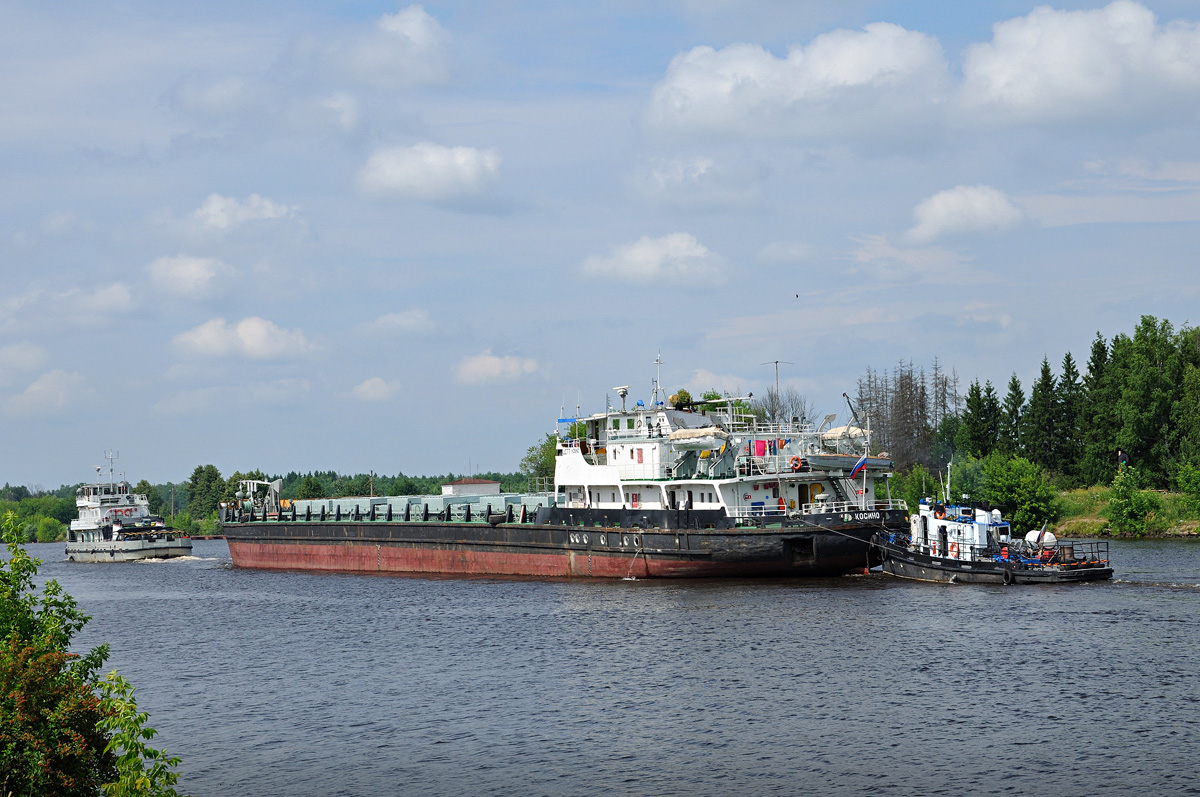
65, 452, 192, 562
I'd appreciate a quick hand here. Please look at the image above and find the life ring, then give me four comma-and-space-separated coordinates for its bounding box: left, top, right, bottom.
934, 508, 946, 519
1000, 545, 1009, 560
949, 542, 959, 557
1002, 567, 1014, 586
789, 456, 801, 472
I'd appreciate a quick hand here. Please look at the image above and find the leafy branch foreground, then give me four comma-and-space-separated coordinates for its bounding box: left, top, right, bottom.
0, 511, 184, 797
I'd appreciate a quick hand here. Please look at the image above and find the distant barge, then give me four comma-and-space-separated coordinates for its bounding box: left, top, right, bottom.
223, 376, 908, 579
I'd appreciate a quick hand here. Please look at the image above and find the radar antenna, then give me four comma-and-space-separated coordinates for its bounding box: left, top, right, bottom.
613, 385, 629, 412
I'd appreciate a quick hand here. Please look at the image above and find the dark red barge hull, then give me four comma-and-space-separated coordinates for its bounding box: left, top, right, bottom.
223, 512, 908, 579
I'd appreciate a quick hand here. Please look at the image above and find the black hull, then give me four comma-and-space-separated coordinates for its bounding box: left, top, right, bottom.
875, 542, 1113, 585
223, 507, 909, 579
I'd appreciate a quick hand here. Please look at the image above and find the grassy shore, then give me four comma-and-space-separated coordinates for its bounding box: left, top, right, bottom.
1055, 486, 1200, 538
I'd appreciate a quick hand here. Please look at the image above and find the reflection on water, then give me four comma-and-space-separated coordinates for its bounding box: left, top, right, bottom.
30, 538, 1200, 796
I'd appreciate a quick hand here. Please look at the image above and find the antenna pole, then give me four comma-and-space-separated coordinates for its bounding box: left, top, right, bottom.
652, 352, 664, 406
761, 361, 793, 424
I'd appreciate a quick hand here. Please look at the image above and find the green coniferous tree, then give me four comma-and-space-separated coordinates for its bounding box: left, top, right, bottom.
1055, 352, 1084, 485
955, 380, 988, 458
1023, 357, 1058, 472
999, 373, 1025, 456
1080, 332, 1118, 485
297, 475, 326, 500
981, 380, 1001, 456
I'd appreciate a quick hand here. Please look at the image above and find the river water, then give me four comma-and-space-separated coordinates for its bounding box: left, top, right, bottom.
27, 539, 1200, 796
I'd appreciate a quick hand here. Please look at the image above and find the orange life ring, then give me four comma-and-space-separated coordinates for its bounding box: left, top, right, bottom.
934, 509, 945, 519
949, 542, 959, 557
789, 456, 801, 472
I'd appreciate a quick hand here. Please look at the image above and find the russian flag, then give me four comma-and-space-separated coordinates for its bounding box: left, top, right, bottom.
849, 454, 868, 478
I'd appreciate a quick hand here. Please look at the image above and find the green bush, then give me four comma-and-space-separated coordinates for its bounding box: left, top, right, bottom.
196, 512, 221, 537
1104, 466, 1161, 536
1178, 462, 1200, 513
36, 515, 67, 542
887, 464, 935, 511
0, 512, 184, 796
981, 454, 1057, 532
168, 512, 197, 535
949, 456, 986, 505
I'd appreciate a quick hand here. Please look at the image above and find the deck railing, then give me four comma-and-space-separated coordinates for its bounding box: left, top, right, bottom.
726, 499, 907, 518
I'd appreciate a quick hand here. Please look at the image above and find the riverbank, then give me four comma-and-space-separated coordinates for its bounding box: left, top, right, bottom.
1055, 486, 1200, 538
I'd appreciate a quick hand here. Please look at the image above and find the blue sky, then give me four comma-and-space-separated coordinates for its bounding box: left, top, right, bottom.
2, 0, 1198, 487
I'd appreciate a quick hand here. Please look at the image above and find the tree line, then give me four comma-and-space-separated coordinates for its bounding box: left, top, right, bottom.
858, 315, 1200, 490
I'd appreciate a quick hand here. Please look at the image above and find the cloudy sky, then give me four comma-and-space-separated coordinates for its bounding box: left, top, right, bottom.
3, 0, 1199, 487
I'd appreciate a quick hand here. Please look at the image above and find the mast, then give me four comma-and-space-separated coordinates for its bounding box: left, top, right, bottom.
761, 360, 792, 425
652, 352, 664, 407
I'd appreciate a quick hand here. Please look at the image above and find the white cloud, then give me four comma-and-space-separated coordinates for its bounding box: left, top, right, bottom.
321, 93, 359, 130
0, 343, 46, 379
359, 143, 500, 203
757, 241, 812, 263
961, 1, 1200, 126
1084, 158, 1200, 183
0, 284, 134, 333
147, 255, 235, 298
907, 185, 1023, 243
173, 75, 259, 117
352, 377, 400, 401
153, 379, 311, 415
455, 351, 537, 385
337, 5, 452, 90
4, 370, 87, 415
362, 309, 434, 335
851, 234, 971, 283
192, 193, 293, 230
636, 155, 766, 209
646, 23, 949, 142
581, 233, 720, 280
40, 211, 95, 238
172, 317, 313, 360
1019, 191, 1200, 228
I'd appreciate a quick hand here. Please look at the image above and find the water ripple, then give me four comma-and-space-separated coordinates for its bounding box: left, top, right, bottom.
26, 537, 1200, 797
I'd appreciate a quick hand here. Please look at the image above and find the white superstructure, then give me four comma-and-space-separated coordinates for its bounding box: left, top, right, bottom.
553, 388, 902, 522
65, 453, 191, 562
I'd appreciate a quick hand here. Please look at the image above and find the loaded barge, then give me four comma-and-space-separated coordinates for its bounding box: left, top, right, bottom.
222, 379, 909, 579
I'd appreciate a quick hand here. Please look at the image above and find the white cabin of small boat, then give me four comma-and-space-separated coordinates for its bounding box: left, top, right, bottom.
909, 499, 1012, 561
70, 480, 152, 539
